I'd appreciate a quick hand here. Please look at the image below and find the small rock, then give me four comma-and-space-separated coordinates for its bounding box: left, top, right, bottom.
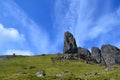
23, 67, 27, 69
56, 73, 63, 77
63, 70, 69, 73
84, 72, 92, 76
104, 68, 109, 71
75, 78, 83, 80
36, 71, 45, 77
41, 54, 46, 56
16, 72, 27, 75
94, 72, 98, 76
29, 65, 35, 69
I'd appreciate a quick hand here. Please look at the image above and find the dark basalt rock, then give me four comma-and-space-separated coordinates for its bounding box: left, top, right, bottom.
62, 32, 120, 66
101, 44, 120, 66
77, 47, 91, 60
63, 31, 77, 54
91, 47, 101, 63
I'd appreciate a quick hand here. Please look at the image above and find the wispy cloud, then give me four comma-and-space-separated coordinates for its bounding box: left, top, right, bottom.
54, 0, 120, 49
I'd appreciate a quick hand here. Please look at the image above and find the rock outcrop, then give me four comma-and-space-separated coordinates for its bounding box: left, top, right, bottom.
91, 47, 101, 63
101, 44, 120, 66
78, 47, 91, 60
63, 31, 77, 53
61, 31, 120, 66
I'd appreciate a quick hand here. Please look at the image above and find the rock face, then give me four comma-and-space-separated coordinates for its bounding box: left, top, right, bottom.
91, 45, 120, 66
62, 31, 120, 66
63, 31, 77, 53
78, 47, 91, 60
101, 44, 120, 66
91, 47, 101, 63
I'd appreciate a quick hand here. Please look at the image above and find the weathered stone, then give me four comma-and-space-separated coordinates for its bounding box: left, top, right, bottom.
29, 65, 35, 69
91, 47, 101, 63
62, 31, 120, 66
36, 71, 46, 77
94, 72, 98, 76
77, 47, 91, 60
16, 72, 27, 75
63, 31, 77, 53
101, 44, 120, 66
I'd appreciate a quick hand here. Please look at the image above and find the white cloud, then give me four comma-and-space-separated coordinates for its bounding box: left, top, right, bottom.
4, 50, 33, 56
0, 24, 25, 43
88, 7, 120, 39
0, 0, 51, 54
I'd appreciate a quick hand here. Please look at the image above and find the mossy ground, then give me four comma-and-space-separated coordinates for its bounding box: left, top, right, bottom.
0, 54, 120, 80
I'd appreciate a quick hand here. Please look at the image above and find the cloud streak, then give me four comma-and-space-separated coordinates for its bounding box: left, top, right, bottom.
54, 0, 120, 49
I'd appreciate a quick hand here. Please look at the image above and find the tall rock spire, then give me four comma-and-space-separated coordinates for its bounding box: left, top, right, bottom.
63, 31, 77, 53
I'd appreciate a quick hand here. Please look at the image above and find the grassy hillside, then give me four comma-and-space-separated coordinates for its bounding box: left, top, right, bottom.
0, 54, 120, 80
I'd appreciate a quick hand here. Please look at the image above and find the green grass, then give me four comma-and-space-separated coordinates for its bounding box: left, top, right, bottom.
0, 54, 120, 80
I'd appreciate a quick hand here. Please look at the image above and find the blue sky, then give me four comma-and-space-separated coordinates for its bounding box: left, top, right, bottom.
0, 0, 120, 55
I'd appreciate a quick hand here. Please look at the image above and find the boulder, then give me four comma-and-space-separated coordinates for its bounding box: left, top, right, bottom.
36, 71, 46, 77
63, 31, 77, 53
77, 47, 91, 60
91, 47, 101, 63
101, 44, 120, 66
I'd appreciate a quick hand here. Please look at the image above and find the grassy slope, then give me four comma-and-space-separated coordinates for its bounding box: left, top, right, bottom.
0, 54, 120, 80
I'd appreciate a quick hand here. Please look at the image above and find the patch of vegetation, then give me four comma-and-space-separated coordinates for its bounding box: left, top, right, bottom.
0, 54, 119, 80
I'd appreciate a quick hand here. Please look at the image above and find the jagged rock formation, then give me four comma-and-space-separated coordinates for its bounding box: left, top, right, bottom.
78, 47, 91, 60
63, 31, 77, 53
62, 31, 120, 66
101, 44, 120, 66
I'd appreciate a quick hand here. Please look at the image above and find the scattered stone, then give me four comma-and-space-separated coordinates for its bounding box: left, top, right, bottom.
23, 67, 27, 69
13, 53, 16, 57
104, 68, 109, 71
56, 73, 63, 77
63, 31, 77, 54
56, 70, 70, 77
75, 78, 83, 80
61, 78, 65, 80
94, 72, 98, 76
63, 70, 69, 73
16, 72, 27, 75
29, 65, 35, 69
41, 54, 46, 56
116, 74, 120, 77
84, 72, 92, 76
36, 71, 46, 77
